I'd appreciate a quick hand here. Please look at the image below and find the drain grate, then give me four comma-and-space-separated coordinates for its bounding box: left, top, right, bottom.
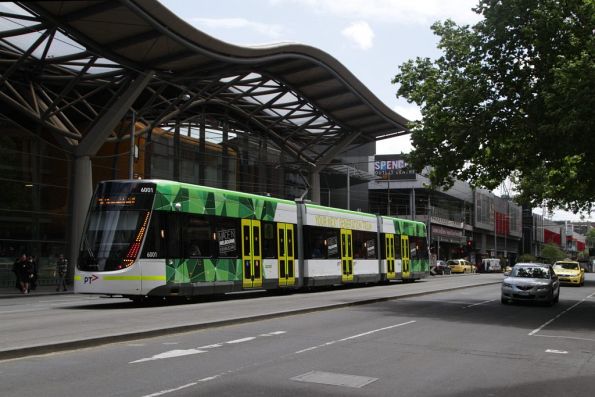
291, 371, 378, 388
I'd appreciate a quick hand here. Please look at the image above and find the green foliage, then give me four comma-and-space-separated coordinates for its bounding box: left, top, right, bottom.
392, 0, 595, 212
541, 243, 567, 263
518, 254, 537, 262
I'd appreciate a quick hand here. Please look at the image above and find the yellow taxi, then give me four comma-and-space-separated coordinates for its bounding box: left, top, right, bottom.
553, 260, 585, 286
447, 259, 475, 274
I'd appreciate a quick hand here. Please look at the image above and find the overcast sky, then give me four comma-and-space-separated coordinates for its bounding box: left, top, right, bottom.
158, 0, 592, 222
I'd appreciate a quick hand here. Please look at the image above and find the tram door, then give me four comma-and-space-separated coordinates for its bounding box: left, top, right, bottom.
277, 223, 295, 287
401, 235, 411, 279
385, 234, 396, 279
242, 219, 262, 288
340, 229, 354, 282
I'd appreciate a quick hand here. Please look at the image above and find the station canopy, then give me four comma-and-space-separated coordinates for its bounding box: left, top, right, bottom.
1, 1, 409, 170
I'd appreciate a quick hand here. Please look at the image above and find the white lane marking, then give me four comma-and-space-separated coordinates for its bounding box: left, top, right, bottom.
529, 292, 595, 336
226, 337, 256, 344
127, 343, 145, 347
260, 331, 287, 336
198, 375, 221, 382
197, 343, 222, 349
142, 382, 197, 397
464, 299, 496, 308
295, 321, 415, 354
546, 349, 568, 354
130, 349, 206, 364
131, 331, 286, 364
144, 371, 233, 396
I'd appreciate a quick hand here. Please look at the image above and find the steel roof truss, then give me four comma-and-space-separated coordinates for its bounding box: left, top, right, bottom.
0, 27, 52, 85
40, 55, 98, 122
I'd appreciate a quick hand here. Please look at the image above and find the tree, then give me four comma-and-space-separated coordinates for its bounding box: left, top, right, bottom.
541, 243, 567, 263
392, 0, 594, 213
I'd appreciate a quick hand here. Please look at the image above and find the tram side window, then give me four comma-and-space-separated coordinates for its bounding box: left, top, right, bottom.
142, 212, 182, 258
262, 222, 277, 259
304, 226, 339, 259
215, 218, 239, 258
410, 236, 428, 259
183, 215, 213, 258
142, 211, 180, 259
353, 231, 378, 259
143, 212, 165, 258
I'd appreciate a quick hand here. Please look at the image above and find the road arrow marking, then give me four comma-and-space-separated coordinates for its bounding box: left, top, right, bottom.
545, 349, 568, 354
130, 349, 206, 363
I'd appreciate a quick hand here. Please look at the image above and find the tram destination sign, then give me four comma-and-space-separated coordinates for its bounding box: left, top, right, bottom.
93, 181, 156, 210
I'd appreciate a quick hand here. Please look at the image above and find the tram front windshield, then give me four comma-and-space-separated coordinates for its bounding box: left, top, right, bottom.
78, 181, 155, 272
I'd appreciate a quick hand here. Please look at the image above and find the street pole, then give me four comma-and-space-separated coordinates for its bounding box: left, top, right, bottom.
346, 166, 350, 210
494, 208, 497, 258
411, 188, 416, 221
129, 109, 135, 179
387, 173, 391, 215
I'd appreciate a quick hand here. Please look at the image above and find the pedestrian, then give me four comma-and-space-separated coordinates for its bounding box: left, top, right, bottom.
14, 254, 33, 294
28, 255, 38, 291
54, 254, 68, 292
12, 254, 27, 291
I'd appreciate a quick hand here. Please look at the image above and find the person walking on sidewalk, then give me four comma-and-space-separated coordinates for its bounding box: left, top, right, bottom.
28, 255, 38, 291
14, 253, 33, 294
54, 254, 68, 292
12, 254, 27, 291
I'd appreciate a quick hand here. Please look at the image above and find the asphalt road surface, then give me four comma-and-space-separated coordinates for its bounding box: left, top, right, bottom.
2, 274, 594, 397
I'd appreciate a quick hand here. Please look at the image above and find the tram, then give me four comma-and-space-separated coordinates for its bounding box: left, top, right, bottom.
75, 180, 429, 300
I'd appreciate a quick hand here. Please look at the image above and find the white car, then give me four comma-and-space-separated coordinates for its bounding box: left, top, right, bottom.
501, 263, 560, 305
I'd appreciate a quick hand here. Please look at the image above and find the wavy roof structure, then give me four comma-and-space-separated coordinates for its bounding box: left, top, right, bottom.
6, 1, 409, 166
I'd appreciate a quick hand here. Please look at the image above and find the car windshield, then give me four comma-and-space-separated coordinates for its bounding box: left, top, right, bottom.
446, 261, 459, 266
554, 263, 579, 270
512, 266, 549, 279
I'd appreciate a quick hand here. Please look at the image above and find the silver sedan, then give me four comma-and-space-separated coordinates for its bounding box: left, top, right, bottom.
501, 263, 560, 305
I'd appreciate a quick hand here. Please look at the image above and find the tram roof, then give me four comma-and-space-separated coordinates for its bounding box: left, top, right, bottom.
20, 1, 409, 147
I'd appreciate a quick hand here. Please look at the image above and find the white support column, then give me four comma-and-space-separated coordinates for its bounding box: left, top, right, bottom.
68, 155, 93, 274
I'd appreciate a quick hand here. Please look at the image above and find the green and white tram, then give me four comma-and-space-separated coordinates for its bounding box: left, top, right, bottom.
75, 180, 428, 300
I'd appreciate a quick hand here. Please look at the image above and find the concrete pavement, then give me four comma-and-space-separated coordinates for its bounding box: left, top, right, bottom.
0, 274, 504, 360
0, 284, 72, 299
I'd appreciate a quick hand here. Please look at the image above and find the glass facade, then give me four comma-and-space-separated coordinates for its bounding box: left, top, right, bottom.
0, 128, 70, 287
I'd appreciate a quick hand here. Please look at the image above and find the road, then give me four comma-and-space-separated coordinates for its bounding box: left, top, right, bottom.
0, 274, 499, 357
2, 274, 594, 397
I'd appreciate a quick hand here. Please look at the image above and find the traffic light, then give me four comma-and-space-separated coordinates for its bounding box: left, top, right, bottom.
466, 239, 473, 251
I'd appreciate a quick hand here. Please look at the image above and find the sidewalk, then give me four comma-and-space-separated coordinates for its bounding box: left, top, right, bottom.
0, 284, 73, 299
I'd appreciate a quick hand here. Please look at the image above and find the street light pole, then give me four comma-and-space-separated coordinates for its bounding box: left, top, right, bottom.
129, 109, 135, 180
346, 166, 350, 210
387, 173, 391, 216
494, 208, 497, 258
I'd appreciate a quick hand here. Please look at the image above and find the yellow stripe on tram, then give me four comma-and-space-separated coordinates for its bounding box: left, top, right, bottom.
74, 275, 81, 281
102, 275, 166, 281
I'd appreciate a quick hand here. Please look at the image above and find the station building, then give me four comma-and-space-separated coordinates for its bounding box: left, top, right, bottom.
0, 1, 406, 286
367, 154, 522, 266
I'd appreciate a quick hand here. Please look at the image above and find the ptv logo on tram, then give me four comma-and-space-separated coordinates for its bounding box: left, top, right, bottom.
84, 274, 99, 284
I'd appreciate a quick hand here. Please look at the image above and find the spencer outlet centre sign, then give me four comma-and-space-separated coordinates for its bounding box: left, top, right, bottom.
374, 155, 416, 180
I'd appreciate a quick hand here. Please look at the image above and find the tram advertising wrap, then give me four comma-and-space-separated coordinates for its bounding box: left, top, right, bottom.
75, 180, 428, 301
